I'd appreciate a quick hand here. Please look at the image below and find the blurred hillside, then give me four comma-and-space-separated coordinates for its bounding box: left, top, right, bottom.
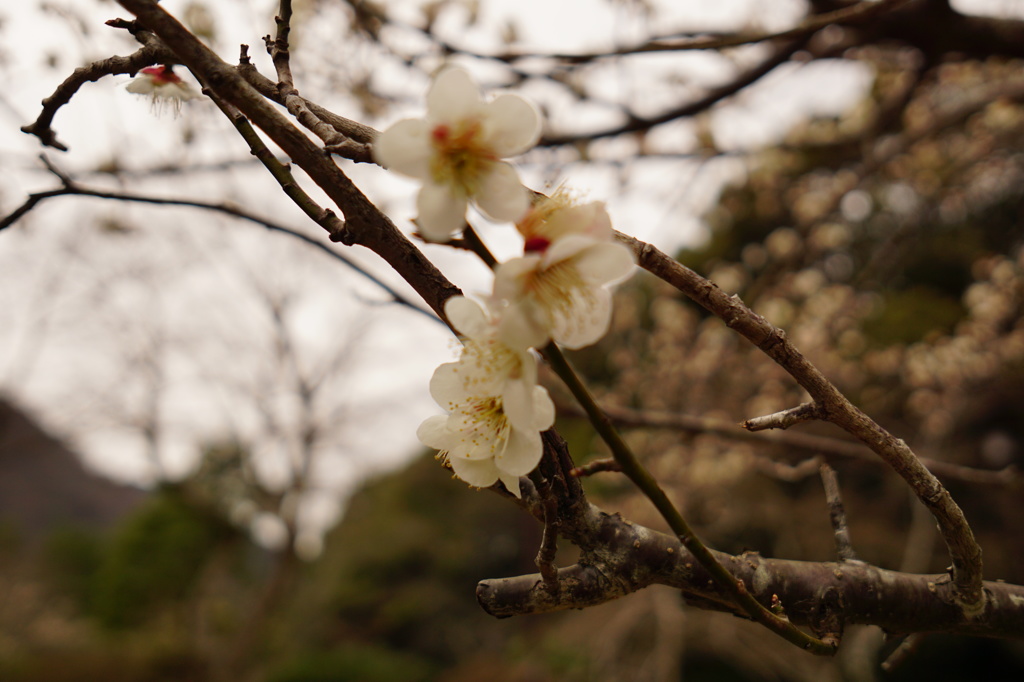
0, 396, 145, 539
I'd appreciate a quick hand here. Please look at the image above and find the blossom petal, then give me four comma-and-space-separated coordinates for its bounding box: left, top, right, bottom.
495, 426, 543, 477
445, 296, 488, 340
572, 241, 636, 285
542, 234, 596, 268
126, 78, 157, 95
553, 288, 613, 350
158, 83, 200, 101
373, 118, 431, 179
498, 471, 523, 498
530, 385, 556, 431
493, 255, 539, 302
428, 361, 466, 407
544, 201, 612, 242
474, 163, 530, 223
501, 377, 534, 432
416, 414, 452, 450
427, 67, 482, 124
496, 301, 549, 350
449, 452, 501, 489
417, 182, 468, 241
482, 94, 541, 157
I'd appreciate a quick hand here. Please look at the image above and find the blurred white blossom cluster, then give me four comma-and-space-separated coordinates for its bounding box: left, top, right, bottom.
375, 67, 635, 496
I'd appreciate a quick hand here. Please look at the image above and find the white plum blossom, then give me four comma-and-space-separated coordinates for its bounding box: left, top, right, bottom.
494, 192, 636, 349
126, 65, 199, 114
417, 296, 555, 497
373, 67, 541, 242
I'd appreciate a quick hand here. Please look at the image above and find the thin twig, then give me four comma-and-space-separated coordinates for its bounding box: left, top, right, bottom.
570, 458, 622, 478
20, 26, 173, 151
269, 1, 294, 88
743, 402, 824, 432
754, 456, 822, 483
881, 633, 924, 672
558, 401, 1023, 490
382, 0, 911, 63
529, 470, 561, 595
540, 38, 806, 147
820, 463, 857, 562
0, 162, 439, 325
238, 46, 376, 163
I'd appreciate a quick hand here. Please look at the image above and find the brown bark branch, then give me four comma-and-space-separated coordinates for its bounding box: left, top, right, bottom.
744, 402, 825, 431
0, 165, 438, 324
478, 502, 1024, 639
559, 401, 1023, 489
539, 38, 806, 147
820, 463, 857, 562
19, 25, 173, 151
116, 0, 460, 322
617, 231, 986, 616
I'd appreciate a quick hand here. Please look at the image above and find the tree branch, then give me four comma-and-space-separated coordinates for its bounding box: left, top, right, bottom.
617, 231, 987, 616
20, 25, 173, 151
478, 502, 1024, 639
539, 38, 806, 147
116, 0, 460, 321
0, 161, 439, 324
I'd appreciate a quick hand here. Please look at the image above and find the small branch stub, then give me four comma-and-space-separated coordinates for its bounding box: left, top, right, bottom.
743, 402, 824, 432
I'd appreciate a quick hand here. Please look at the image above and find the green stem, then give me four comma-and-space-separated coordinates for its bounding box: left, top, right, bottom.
543, 343, 837, 655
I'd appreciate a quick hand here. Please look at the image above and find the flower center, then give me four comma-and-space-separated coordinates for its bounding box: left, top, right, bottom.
430, 121, 496, 196
446, 396, 512, 459
527, 258, 595, 329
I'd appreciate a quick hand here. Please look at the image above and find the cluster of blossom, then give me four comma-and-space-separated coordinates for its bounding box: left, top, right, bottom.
375, 68, 635, 497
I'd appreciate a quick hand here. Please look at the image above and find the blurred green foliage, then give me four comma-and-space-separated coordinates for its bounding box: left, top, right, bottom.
44, 487, 232, 630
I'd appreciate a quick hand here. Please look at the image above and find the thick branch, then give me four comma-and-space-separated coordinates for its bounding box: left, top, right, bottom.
478, 503, 1023, 639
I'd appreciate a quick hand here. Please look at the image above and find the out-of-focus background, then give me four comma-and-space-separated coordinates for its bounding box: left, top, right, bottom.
2, 1, 1024, 680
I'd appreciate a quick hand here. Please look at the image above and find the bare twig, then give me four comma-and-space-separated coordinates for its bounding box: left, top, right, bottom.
570, 458, 622, 478
881, 632, 924, 672
0, 161, 439, 324
744, 402, 824, 432
820, 463, 857, 562
237, 46, 376, 163
378, 0, 910, 66
559, 402, 1023, 489
540, 38, 806, 147
754, 456, 822, 483
20, 26, 173, 151
530, 470, 561, 595
268, 1, 295, 88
